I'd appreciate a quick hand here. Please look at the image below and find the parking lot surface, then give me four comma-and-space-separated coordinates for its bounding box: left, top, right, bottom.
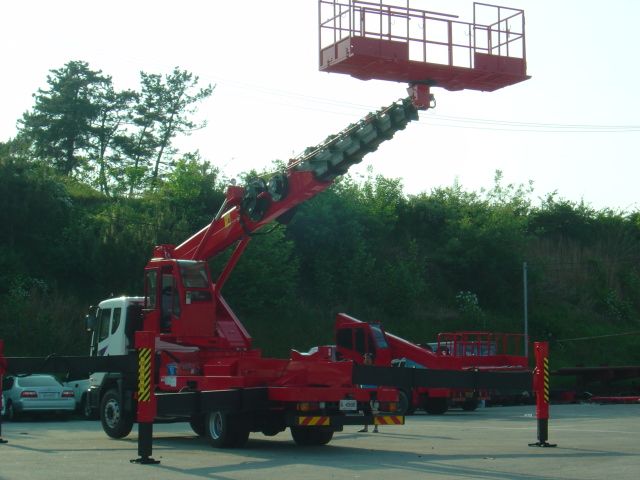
0, 403, 638, 480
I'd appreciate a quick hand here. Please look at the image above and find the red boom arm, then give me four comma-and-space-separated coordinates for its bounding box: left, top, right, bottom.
144, 97, 419, 346
157, 97, 419, 263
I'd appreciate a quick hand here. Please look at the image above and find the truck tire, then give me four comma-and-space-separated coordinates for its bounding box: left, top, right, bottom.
424, 397, 449, 415
461, 399, 479, 411
204, 411, 249, 448
290, 426, 333, 446
100, 389, 134, 439
398, 390, 415, 415
190, 414, 206, 437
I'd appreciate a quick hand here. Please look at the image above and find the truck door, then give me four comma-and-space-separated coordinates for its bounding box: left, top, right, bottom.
144, 265, 182, 333
95, 307, 112, 356
95, 306, 124, 356
336, 325, 377, 363
124, 304, 143, 351
160, 272, 175, 331
369, 323, 392, 365
144, 268, 160, 331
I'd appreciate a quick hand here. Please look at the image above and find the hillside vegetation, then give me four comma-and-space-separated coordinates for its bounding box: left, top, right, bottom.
1, 62, 639, 368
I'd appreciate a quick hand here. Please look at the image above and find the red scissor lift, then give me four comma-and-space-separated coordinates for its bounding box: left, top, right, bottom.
319, 0, 529, 108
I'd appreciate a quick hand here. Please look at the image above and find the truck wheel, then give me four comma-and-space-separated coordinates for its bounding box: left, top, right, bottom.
424, 397, 449, 415
190, 414, 206, 437
398, 390, 415, 415
205, 411, 249, 448
100, 389, 134, 439
290, 426, 333, 446
461, 399, 479, 411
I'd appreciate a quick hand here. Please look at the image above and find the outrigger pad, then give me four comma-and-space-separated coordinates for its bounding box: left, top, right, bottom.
130, 456, 160, 465
528, 441, 557, 448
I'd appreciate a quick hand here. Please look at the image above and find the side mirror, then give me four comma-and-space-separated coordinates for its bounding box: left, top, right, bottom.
85, 313, 96, 332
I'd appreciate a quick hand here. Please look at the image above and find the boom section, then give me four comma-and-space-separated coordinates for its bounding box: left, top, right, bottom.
161, 97, 418, 262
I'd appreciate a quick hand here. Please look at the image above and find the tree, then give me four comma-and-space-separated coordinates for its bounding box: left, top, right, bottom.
19, 61, 111, 176
18, 61, 213, 197
87, 83, 137, 197
125, 68, 214, 195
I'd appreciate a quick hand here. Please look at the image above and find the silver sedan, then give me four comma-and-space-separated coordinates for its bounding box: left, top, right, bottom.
2, 375, 76, 420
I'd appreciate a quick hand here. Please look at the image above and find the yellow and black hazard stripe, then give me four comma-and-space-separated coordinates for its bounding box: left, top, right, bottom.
543, 357, 550, 404
374, 415, 404, 425
137, 347, 152, 402
298, 416, 330, 426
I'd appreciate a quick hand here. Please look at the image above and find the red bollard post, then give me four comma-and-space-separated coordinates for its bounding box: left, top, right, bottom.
131, 331, 159, 464
529, 341, 556, 447
1, 339, 8, 444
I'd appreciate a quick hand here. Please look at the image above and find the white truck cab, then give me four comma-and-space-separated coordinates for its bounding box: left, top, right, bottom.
83, 296, 144, 418
88, 296, 145, 358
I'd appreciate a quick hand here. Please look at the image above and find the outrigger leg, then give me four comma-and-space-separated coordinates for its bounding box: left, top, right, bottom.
130, 331, 160, 464
529, 342, 557, 448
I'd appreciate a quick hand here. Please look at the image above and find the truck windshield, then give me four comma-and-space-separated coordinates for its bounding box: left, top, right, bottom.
179, 261, 209, 288
370, 324, 388, 348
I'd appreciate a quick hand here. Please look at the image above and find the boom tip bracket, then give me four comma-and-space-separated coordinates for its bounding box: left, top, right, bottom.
408, 83, 436, 111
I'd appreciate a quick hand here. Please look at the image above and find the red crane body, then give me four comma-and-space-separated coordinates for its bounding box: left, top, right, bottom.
334, 314, 529, 413
0, 2, 535, 454
139, 99, 420, 403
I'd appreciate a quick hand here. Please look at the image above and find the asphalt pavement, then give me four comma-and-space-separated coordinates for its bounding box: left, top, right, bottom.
0, 403, 638, 480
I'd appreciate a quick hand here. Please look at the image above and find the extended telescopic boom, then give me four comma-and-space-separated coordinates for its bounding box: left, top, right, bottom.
153, 97, 419, 264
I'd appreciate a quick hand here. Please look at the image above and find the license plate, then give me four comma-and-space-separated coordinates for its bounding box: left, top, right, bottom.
40, 392, 57, 399
339, 399, 357, 411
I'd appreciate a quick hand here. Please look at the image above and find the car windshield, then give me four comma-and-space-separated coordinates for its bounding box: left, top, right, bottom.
18, 376, 61, 387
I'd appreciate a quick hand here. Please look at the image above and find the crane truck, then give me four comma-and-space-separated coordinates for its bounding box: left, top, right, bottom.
1, 1, 545, 459
74, 97, 420, 447
334, 315, 529, 414
82, 99, 417, 447
3, 97, 531, 454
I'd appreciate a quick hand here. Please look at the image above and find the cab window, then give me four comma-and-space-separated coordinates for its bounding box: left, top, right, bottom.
354, 328, 366, 354
179, 261, 209, 288
336, 328, 353, 349
370, 324, 388, 348
145, 270, 158, 309
98, 308, 112, 342
111, 308, 122, 334
161, 269, 180, 330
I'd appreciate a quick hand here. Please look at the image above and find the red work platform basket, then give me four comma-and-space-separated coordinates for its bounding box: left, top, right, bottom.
319, 1, 530, 92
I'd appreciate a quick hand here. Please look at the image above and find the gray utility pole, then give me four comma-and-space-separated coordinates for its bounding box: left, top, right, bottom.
523, 262, 529, 358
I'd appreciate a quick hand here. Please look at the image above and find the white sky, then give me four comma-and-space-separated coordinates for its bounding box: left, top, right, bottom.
1, 0, 639, 211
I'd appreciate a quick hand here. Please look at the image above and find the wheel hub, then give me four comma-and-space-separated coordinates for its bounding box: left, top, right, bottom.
105, 399, 120, 428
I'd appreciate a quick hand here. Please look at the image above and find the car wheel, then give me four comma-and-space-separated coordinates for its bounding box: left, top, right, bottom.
81, 394, 97, 420
204, 411, 249, 448
100, 389, 134, 439
5, 401, 16, 421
